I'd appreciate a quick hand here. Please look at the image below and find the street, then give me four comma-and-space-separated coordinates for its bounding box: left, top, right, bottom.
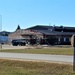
0, 52, 73, 64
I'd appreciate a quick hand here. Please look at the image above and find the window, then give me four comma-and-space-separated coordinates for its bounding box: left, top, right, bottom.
64, 37, 66, 42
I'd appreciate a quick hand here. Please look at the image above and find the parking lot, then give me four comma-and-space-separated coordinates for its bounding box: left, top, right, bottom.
0, 45, 34, 49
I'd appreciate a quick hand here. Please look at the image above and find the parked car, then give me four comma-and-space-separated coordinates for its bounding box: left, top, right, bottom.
11, 39, 26, 46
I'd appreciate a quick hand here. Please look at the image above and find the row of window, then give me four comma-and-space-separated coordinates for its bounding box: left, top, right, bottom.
58, 37, 70, 42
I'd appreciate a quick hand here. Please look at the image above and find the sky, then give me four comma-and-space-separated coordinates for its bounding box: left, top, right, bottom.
0, 0, 75, 32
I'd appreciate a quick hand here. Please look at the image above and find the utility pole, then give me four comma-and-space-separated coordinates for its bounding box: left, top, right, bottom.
0, 15, 2, 49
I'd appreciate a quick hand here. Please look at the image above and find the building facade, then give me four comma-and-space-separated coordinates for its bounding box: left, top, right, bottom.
8, 25, 75, 45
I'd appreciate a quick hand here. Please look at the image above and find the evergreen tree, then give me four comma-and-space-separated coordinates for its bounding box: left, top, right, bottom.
16, 25, 21, 30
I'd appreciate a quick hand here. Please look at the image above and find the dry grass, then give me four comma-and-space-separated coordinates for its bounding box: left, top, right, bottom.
0, 47, 73, 55
0, 59, 75, 75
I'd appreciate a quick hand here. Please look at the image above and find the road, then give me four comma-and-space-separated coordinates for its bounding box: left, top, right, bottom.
0, 52, 73, 64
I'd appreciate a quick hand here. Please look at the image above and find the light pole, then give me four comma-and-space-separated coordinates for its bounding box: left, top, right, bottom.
0, 15, 2, 49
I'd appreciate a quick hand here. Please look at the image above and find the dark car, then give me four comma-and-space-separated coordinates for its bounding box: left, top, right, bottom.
12, 39, 26, 46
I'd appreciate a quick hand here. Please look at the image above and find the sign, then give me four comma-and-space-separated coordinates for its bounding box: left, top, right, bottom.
71, 35, 75, 71
71, 35, 75, 47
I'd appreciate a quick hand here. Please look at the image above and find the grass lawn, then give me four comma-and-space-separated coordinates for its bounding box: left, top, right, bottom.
0, 47, 74, 55
0, 59, 75, 75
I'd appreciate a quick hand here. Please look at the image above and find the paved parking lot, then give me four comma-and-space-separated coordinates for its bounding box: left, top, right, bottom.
0, 45, 31, 49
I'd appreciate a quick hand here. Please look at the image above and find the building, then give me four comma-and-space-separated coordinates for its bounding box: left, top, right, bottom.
8, 25, 75, 45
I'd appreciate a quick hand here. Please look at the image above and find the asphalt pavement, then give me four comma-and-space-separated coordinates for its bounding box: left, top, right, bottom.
0, 52, 73, 64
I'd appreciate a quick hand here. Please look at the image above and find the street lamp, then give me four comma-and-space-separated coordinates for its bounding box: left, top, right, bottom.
0, 15, 2, 49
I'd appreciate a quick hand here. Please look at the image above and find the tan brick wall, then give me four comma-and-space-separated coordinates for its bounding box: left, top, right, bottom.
8, 29, 43, 44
